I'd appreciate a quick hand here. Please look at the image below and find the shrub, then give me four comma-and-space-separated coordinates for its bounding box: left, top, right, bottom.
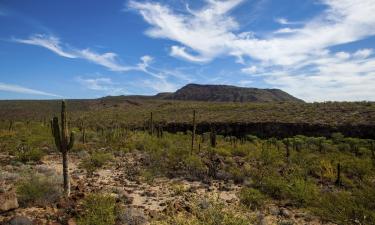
15, 146, 45, 163
238, 187, 267, 210
78, 193, 116, 225
342, 158, 373, 181
313, 190, 375, 225
286, 178, 318, 207
80, 152, 113, 175
154, 197, 250, 225
232, 146, 249, 157
16, 174, 62, 206
228, 167, 247, 183
258, 176, 289, 200
184, 155, 207, 178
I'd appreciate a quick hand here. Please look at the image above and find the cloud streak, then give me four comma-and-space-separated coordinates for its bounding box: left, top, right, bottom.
76, 76, 128, 95
0, 82, 62, 97
15, 34, 146, 73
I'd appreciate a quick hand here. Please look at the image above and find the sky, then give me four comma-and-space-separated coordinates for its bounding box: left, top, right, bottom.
0, 0, 375, 102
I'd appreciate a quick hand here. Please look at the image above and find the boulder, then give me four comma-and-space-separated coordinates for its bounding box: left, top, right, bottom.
8, 216, 32, 225
0, 189, 19, 212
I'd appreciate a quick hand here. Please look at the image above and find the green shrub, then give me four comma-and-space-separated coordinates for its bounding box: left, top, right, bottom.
238, 187, 266, 210
342, 158, 373, 181
228, 166, 247, 183
16, 147, 45, 163
286, 178, 318, 207
16, 174, 62, 206
184, 154, 207, 178
78, 193, 116, 225
232, 146, 249, 157
80, 152, 113, 175
258, 176, 289, 200
313, 190, 375, 225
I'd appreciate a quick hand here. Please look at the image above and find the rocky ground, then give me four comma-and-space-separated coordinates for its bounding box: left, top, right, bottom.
0, 152, 335, 225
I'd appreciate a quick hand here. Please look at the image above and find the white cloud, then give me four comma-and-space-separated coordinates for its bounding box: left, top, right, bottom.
274, 28, 298, 34
353, 48, 373, 59
15, 34, 149, 73
77, 49, 135, 72
137, 55, 153, 71
170, 46, 211, 63
0, 82, 62, 97
76, 77, 128, 95
130, 0, 375, 101
241, 65, 258, 74
15, 34, 76, 58
141, 78, 179, 93
261, 50, 375, 101
275, 18, 289, 25
129, 0, 242, 63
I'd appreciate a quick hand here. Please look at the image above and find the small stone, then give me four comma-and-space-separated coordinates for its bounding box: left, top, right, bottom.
268, 206, 280, 216
280, 208, 292, 218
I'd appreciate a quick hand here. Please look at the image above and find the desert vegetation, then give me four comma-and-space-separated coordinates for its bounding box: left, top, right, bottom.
1, 101, 375, 225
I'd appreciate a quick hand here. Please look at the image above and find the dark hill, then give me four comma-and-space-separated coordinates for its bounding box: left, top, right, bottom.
162, 84, 303, 103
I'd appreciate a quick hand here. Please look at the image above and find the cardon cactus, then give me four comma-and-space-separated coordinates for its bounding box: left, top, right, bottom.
51, 101, 75, 196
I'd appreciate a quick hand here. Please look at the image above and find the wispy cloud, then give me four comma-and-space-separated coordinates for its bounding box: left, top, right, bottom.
15, 34, 148, 73
0, 82, 62, 97
14, 34, 76, 58
77, 49, 136, 72
130, 0, 375, 101
275, 17, 302, 25
76, 77, 128, 95
141, 78, 179, 93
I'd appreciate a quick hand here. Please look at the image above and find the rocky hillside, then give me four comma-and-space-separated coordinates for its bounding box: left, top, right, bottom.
161, 84, 303, 103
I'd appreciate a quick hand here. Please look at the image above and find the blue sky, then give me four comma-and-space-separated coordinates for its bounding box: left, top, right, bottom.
0, 0, 375, 101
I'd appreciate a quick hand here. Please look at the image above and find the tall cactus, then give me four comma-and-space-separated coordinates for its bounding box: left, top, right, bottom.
335, 162, 341, 186
191, 110, 196, 154
210, 126, 216, 148
51, 101, 75, 196
149, 112, 154, 136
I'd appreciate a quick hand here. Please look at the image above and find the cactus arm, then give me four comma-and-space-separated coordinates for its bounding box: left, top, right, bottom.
67, 132, 75, 151
51, 117, 61, 151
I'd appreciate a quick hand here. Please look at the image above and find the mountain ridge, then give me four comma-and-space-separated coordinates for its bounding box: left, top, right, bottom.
153, 83, 304, 103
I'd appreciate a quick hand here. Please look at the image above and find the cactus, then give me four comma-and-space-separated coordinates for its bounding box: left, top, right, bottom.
335, 163, 341, 186
283, 139, 291, 159
8, 120, 13, 131
79, 120, 86, 144
210, 126, 216, 148
156, 123, 163, 138
191, 110, 196, 154
51, 101, 75, 196
149, 112, 154, 136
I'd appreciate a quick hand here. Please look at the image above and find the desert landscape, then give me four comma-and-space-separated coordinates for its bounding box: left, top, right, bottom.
1, 0, 375, 224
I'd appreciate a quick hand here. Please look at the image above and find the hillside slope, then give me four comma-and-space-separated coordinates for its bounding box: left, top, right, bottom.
163, 84, 303, 103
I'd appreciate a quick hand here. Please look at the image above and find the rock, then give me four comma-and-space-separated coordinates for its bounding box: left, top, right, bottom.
280, 208, 292, 218
257, 214, 275, 225
118, 207, 148, 225
35, 165, 55, 176
0, 190, 19, 212
268, 205, 280, 216
67, 218, 77, 225
8, 216, 32, 225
